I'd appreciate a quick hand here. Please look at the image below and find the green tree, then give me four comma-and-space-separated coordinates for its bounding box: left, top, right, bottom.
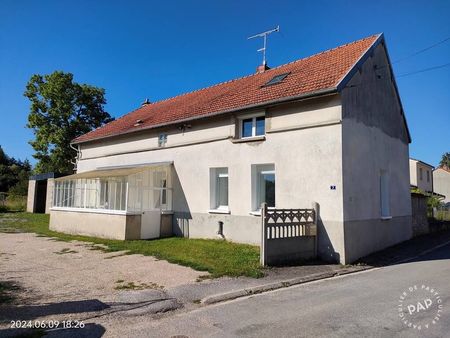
8, 159, 32, 195
439, 152, 450, 168
0, 145, 31, 194
0, 145, 8, 165
0, 146, 14, 192
24, 71, 113, 174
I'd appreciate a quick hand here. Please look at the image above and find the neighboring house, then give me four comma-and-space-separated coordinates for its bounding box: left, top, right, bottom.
409, 158, 434, 193
49, 33, 412, 264
433, 167, 450, 203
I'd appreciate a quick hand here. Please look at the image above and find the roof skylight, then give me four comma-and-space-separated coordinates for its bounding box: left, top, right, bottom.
263, 72, 290, 87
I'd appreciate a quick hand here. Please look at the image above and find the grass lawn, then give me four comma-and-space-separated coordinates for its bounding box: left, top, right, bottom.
0, 212, 262, 278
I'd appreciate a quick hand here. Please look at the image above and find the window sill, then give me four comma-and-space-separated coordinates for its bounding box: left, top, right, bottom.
250, 206, 275, 216
381, 216, 392, 220
208, 209, 230, 214
231, 136, 266, 144
50, 207, 139, 216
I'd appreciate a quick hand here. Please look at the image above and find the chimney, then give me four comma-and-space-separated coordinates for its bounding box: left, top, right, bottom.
256, 64, 270, 74
141, 98, 151, 106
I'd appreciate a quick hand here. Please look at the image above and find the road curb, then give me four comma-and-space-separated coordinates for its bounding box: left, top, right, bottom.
201, 268, 369, 305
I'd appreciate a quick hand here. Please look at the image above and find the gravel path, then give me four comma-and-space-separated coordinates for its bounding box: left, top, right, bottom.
0, 233, 204, 304
0, 232, 205, 336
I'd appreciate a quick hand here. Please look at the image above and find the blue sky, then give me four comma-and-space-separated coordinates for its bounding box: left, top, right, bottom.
0, 0, 449, 166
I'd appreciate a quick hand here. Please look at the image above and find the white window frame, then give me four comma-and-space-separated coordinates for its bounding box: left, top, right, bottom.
158, 133, 167, 147
239, 112, 265, 139
209, 167, 230, 213
380, 170, 391, 219
251, 164, 275, 213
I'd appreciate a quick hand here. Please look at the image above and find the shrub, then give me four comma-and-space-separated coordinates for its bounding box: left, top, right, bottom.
4, 195, 27, 212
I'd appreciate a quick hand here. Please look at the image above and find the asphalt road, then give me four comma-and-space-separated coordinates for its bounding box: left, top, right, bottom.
125, 242, 450, 338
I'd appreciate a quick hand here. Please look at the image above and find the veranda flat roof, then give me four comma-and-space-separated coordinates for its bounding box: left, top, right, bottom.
55, 162, 173, 181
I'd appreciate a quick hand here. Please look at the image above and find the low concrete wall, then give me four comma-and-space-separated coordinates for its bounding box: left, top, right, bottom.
260, 205, 318, 266
411, 193, 429, 236
343, 215, 412, 263
265, 237, 315, 265
50, 210, 141, 240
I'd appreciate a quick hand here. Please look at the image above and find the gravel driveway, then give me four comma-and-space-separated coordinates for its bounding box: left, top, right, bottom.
0, 232, 205, 336
0, 233, 204, 303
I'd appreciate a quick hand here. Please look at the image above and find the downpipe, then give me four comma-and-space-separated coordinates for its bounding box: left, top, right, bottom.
216, 221, 225, 240
69, 143, 81, 171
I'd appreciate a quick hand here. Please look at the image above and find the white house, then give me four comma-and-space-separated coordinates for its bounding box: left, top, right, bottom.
433, 167, 450, 203
409, 158, 434, 193
49, 33, 412, 264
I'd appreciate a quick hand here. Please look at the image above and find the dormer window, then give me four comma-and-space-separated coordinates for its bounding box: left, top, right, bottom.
239, 114, 265, 139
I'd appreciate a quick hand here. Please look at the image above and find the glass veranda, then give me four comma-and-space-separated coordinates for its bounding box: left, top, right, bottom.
52, 166, 172, 213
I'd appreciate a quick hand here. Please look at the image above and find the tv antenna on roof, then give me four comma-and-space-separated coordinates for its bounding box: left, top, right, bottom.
248, 25, 280, 66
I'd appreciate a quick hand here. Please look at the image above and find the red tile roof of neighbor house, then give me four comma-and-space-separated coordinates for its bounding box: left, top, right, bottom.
73, 34, 382, 144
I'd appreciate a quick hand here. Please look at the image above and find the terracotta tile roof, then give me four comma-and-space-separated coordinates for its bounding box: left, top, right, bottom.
74, 34, 380, 144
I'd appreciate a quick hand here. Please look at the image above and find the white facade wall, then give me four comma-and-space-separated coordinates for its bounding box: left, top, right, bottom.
340, 42, 412, 263
77, 95, 346, 260
409, 160, 418, 187
342, 118, 412, 263
433, 168, 450, 203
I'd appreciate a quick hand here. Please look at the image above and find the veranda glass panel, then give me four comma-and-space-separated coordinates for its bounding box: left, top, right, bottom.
53, 166, 172, 212
127, 168, 172, 212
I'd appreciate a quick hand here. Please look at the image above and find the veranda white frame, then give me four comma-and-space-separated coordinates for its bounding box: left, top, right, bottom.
51, 164, 173, 215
